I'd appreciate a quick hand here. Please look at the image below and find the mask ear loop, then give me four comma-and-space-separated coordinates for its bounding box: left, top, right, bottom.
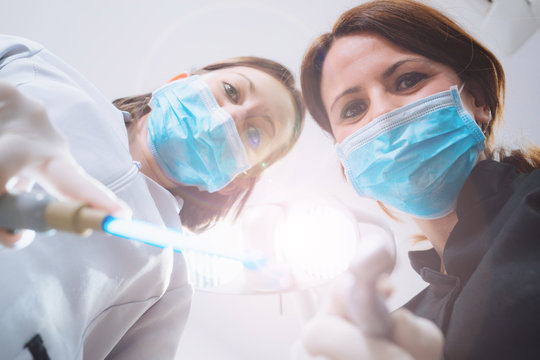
457, 82, 490, 134
481, 111, 493, 134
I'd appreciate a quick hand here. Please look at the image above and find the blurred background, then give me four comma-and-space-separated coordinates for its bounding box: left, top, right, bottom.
2, 0, 539, 358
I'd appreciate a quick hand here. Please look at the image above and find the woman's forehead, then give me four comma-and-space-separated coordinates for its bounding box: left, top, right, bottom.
324, 34, 420, 73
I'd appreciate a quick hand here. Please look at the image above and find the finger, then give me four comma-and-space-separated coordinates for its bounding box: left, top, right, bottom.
0, 137, 41, 189
324, 271, 393, 320
303, 315, 368, 359
0, 228, 35, 249
0, 80, 18, 99
0, 228, 23, 247
318, 273, 355, 318
375, 273, 394, 299
3, 174, 36, 194
392, 309, 444, 360
39, 157, 132, 218
303, 315, 413, 360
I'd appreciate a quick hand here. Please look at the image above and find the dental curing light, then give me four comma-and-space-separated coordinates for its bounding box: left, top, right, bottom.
0, 191, 266, 269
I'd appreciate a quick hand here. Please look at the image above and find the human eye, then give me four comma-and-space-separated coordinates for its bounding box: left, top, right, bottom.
245, 126, 261, 150
340, 100, 367, 121
222, 82, 239, 103
395, 72, 428, 91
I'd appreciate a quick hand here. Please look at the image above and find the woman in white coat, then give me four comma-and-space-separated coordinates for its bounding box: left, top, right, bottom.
0, 79, 130, 247
0, 34, 304, 359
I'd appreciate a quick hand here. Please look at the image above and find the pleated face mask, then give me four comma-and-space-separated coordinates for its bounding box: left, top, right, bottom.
336, 85, 486, 219
147, 75, 250, 193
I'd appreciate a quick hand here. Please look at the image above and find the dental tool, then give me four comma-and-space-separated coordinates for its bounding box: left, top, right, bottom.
0, 191, 104, 235
0, 191, 266, 269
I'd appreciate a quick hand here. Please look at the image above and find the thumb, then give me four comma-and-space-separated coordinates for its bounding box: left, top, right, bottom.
392, 309, 444, 360
0, 228, 35, 249
302, 315, 368, 359
302, 314, 415, 360
38, 156, 132, 218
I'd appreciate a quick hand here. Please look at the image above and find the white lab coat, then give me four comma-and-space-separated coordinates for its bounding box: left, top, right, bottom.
0, 35, 193, 359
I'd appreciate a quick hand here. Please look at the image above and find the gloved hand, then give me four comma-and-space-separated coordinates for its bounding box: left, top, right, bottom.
300, 273, 444, 360
0, 80, 131, 247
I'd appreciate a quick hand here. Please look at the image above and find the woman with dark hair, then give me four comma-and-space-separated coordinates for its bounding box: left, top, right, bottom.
0, 34, 304, 359
299, 0, 540, 359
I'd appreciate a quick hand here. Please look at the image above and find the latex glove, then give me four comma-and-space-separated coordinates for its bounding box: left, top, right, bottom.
300, 274, 444, 360
0, 80, 131, 247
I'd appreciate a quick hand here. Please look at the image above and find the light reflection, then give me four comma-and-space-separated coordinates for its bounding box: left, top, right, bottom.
182, 223, 244, 289
275, 202, 358, 282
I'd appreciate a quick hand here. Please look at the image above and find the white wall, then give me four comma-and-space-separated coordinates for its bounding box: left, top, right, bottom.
2, 1, 539, 359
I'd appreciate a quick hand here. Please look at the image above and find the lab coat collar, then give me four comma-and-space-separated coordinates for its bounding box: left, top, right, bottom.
143, 173, 183, 229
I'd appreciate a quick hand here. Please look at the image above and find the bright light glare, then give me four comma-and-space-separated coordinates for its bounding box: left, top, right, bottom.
184, 250, 243, 289
101, 204, 360, 293
182, 223, 244, 289
102, 217, 263, 290
275, 204, 358, 282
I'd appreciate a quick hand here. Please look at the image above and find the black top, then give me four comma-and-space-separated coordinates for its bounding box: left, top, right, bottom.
404, 160, 540, 360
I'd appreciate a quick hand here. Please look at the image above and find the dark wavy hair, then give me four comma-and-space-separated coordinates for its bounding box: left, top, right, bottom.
114, 57, 305, 232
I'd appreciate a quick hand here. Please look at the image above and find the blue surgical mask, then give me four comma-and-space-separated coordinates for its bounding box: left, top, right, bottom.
336, 86, 486, 219
147, 75, 250, 193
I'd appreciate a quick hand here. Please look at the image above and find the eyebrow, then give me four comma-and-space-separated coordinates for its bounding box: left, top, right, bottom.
329, 58, 427, 112
330, 86, 361, 112
233, 72, 254, 91
259, 113, 276, 137
382, 58, 426, 78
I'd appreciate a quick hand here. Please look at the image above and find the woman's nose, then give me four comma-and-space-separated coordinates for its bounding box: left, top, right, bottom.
368, 89, 400, 120
222, 104, 248, 126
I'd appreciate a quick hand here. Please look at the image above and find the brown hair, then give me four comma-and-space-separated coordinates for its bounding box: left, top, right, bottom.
301, 0, 540, 173
114, 56, 305, 232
